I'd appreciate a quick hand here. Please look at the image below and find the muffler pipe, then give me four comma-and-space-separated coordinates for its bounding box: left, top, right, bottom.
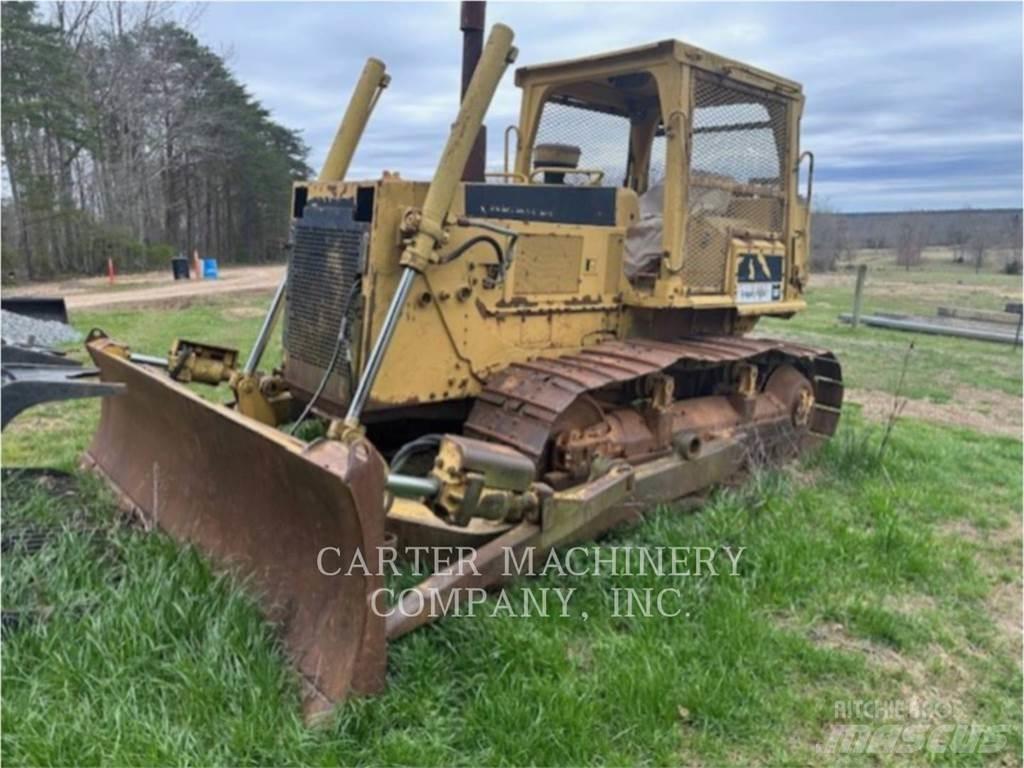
342, 24, 516, 431
460, 1, 486, 182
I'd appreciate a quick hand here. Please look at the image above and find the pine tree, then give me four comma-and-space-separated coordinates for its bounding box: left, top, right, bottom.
1, 4, 310, 279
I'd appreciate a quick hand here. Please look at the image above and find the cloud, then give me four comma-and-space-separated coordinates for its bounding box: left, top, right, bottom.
196, 1, 1023, 212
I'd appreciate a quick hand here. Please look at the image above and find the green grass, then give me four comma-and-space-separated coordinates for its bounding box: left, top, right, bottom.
3, 416, 1020, 765
74, 295, 285, 370
761, 260, 1022, 402
2, 295, 282, 468
2, 268, 1021, 765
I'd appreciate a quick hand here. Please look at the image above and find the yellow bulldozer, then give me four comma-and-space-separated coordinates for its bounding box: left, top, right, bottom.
82, 16, 841, 721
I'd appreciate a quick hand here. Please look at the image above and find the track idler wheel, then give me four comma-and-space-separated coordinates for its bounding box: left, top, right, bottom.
763, 364, 815, 427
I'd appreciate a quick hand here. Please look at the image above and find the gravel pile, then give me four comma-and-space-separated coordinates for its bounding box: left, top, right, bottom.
1, 309, 82, 347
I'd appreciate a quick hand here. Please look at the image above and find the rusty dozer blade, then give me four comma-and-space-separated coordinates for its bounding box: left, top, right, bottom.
83, 333, 387, 722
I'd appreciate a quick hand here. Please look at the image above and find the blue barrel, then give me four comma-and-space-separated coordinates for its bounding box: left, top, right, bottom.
202, 258, 219, 279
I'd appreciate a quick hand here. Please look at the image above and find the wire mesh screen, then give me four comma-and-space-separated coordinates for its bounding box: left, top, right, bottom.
684, 75, 788, 293
649, 134, 667, 189
535, 101, 631, 186
285, 201, 366, 396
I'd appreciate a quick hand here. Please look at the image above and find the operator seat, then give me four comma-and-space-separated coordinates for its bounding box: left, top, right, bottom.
624, 180, 664, 280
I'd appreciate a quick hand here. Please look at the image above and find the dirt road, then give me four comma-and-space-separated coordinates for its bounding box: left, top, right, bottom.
3, 264, 283, 310
846, 386, 1022, 439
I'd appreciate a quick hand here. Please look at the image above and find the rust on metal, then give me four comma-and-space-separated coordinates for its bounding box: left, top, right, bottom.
552, 363, 815, 478
386, 521, 538, 640
387, 395, 809, 639
466, 335, 843, 466
84, 335, 388, 722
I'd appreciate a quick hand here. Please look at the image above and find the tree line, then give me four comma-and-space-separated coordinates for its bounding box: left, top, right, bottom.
812, 207, 1023, 274
1, 2, 311, 280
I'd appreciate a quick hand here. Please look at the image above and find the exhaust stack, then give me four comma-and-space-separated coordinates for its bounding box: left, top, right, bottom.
460, 1, 487, 181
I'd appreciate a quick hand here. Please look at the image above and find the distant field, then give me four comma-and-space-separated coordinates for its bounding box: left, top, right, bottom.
761, 247, 1022, 437
1, 254, 1021, 765
837, 244, 1021, 278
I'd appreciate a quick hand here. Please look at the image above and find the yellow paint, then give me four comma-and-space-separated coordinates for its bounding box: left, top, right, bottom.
286, 38, 813, 412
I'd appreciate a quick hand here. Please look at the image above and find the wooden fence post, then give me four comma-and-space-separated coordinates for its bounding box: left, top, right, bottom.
852, 265, 867, 328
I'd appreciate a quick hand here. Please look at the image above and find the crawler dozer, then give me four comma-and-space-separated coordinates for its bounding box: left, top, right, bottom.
83, 16, 842, 721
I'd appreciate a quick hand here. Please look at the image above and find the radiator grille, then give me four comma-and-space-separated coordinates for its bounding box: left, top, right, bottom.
684, 75, 788, 294
284, 199, 366, 395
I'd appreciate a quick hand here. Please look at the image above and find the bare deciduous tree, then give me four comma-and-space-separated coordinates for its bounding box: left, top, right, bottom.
810, 200, 852, 271
967, 215, 993, 274
1005, 212, 1022, 274
895, 217, 923, 270
947, 210, 970, 263
1, 2, 309, 280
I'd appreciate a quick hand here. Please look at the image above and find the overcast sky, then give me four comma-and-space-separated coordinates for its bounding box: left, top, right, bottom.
195, 1, 1023, 213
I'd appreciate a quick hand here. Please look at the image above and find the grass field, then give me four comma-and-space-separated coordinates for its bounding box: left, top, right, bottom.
761, 248, 1022, 437
2, 254, 1021, 766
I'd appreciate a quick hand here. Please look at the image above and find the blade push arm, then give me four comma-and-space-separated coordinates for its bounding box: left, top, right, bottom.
339, 24, 518, 433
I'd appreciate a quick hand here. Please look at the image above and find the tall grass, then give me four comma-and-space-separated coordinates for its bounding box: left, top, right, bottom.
3, 415, 1020, 765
